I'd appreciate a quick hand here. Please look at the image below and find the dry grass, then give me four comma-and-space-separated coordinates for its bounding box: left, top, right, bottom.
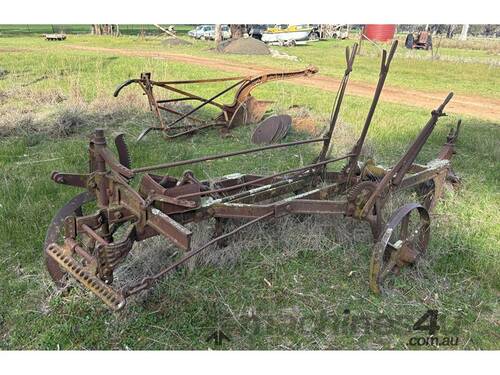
0, 89, 149, 138
400, 49, 500, 67
114, 213, 373, 305
436, 37, 500, 53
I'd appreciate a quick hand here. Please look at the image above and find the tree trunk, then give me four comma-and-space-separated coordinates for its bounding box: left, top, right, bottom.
214, 24, 222, 44
230, 24, 246, 39
446, 24, 456, 38
459, 24, 469, 41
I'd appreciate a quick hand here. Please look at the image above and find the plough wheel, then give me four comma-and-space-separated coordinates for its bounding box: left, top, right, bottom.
44, 192, 95, 287
369, 203, 430, 294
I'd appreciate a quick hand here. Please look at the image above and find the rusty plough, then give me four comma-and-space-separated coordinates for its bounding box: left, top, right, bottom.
45, 41, 461, 310
114, 66, 318, 140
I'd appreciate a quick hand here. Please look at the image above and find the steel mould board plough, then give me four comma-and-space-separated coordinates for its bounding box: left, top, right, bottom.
113, 66, 319, 141
44, 41, 462, 310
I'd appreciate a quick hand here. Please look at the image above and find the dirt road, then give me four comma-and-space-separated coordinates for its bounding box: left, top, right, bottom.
64, 45, 500, 122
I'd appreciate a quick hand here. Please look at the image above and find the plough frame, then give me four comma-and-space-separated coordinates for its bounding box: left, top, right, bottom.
44, 41, 461, 310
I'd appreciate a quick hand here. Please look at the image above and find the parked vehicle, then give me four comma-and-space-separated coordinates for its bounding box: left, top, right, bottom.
188, 25, 214, 39
187, 25, 203, 38
248, 24, 269, 40
309, 25, 321, 40
204, 25, 231, 40
261, 25, 314, 45
405, 31, 433, 50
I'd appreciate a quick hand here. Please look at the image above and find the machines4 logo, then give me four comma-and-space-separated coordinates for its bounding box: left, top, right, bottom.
409, 309, 459, 347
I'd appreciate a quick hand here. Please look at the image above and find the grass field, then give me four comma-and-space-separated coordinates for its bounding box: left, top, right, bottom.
0, 32, 498, 98
0, 29, 498, 350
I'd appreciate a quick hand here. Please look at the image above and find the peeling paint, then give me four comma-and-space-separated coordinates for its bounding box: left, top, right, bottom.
220, 173, 244, 180
427, 159, 450, 169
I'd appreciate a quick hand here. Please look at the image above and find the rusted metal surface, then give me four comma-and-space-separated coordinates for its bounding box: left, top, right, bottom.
369, 203, 430, 293
114, 66, 318, 141
44, 192, 94, 286
251, 114, 292, 144
44, 41, 462, 310
271, 115, 292, 143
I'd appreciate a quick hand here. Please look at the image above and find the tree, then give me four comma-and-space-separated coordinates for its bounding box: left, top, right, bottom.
229, 24, 246, 39
91, 24, 120, 36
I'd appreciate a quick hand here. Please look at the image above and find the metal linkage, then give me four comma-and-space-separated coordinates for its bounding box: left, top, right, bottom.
114, 66, 319, 141
345, 41, 399, 185
317, 43, 358, 162
44, 42, 462, 310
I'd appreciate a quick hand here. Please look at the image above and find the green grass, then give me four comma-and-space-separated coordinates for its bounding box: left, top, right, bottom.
0, 34, 498, 350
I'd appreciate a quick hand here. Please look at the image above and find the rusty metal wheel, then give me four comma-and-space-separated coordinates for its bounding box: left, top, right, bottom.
44, 192, 95, 287
369, 203, 430, 294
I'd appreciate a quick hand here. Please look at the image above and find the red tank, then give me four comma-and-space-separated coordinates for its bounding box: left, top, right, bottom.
362, 24, 396, 42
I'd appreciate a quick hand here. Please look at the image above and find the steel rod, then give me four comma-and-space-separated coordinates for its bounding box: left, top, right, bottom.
153, 76, 248, 85
123, 212, 274, 296
157, 97, 205, 104
81, 224, 109, 247
346, 40, 398, 182
318, 43, 358, 162
157, 104, 205, 124
132, 137, 327, 173
177, 154, 354, 199
165, 79, 246, 128
157, 83, 225, 109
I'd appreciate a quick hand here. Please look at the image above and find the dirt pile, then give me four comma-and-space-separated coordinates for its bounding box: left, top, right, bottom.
217, 37, 270, 55
161, 37, 192, 47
